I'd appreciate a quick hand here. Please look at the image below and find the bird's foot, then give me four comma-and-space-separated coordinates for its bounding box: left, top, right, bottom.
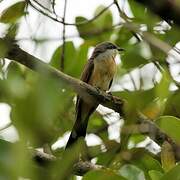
95, 86, 101, 93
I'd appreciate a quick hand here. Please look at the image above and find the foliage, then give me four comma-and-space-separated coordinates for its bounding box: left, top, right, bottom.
0, 0, 180, 179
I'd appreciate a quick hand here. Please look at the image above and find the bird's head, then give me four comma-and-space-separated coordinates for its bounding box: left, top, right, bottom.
92, 41, 124, 60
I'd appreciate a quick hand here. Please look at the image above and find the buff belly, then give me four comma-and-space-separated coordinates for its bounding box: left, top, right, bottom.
89, 58, 116, 91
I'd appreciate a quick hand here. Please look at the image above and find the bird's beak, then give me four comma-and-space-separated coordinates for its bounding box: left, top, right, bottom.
117, 47, 125, 52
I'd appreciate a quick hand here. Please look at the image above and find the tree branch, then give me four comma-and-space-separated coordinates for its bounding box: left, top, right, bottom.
2, 38, 125, 115
134, 0, 180, 26
121, 116, 180, 161
31, 150, 102, 176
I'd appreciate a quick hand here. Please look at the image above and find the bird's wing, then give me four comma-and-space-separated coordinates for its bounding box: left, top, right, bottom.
75, 59, 94, 110
109, 78, 113, 89
80, 58, 94, 83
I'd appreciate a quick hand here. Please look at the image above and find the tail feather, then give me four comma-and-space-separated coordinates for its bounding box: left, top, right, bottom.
65, 116, 88, 148
65, 102, 96, 149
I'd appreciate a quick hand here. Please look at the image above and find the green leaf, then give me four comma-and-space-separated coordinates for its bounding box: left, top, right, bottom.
149, 44, 166, 62
161, 141, 175, 172
6, 24, 19, 39
128, 134, 146, 147
121, 43, 149, 69
161, 164, 180, 180
10, 74, 73, 147
114, 88, 156, 112
148, 170, 163, 180
164, 90, 180, 117
118, 164, 145, 180
126, 149, 163, 179
83, 169, 127, 180
128, 0, 159, 26
155, 116, 180, 144
75, 16, 97, 41
50, 41, 76, 75
75, 5, 113, 43
0, 39, 8, 58
128, 0, 146, 21
96, 151, 116, 166
155, 71, 171, 100
0, 1, 26, 24
0, 139, 17, 179
7, 61, 24, 80
116, 27, 133, 47
50, 41, 89, 78
69, 42, 89, 78
154, 25, 180, 48
87, 115, 108, 140
93, 5, 113, 41
94, 5, 112, 28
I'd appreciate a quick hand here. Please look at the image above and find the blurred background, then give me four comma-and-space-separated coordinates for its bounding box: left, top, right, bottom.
0, 0, 180, 179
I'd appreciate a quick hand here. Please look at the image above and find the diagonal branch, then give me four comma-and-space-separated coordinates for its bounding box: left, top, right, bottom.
134, 0, 180, 26
2, 38, 125, 115
31, 149, 103, 176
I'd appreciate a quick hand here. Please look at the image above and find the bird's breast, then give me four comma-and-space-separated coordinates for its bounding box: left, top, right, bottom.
89, 58, 116, 91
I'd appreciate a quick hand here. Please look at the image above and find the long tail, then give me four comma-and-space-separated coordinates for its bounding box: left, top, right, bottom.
65, 101, 96, 149
65, 116, 88, 148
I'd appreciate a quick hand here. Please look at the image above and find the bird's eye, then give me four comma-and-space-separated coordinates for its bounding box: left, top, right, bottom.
108, 44, 116, 49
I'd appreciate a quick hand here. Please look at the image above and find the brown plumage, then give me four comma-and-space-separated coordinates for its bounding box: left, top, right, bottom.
66, 42, 124, 148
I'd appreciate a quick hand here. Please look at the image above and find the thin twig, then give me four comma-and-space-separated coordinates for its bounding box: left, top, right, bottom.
60, 0, 68, 71
113, 0, 141, 42
16, 22, 123, 42
128, 71, 138, 90
51, 0, 58, 18
28, 0, 114, 26
32, 0, 53, 14
0, 122, 12, 131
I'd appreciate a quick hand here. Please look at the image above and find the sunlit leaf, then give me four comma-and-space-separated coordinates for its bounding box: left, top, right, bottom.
10, 74, 73, 147
164, 90, 180, 118
155, 71, 171, 100
7, 61, 24, 80
128, 134, 146, 147
155, 116, 180, 144
128, 0, 146, 20
87, 115, 108, 140
75, 16, 97, 42
118, 164, 145, 180
148, 170, 163, 180
121, 43, 149, 69
161, 141, 175, 172
83, 169, 127, 180
69, 42, 89, 78
161, 164, 180, 180
149, 44, 167, 62
0, 139, 35, 179
50, 41, 89, 78
75, 5, 113, 43
128, 0, 159, 26
6, 23, 19, 39
50, 41, 76, 73
116, 27, 133, 48
129, 150, 163, 179
0, 1, 26, 24
93, 5, 113, 40
0, 39, 8, 58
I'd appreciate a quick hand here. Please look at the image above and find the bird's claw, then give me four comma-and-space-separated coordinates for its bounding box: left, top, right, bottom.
95, 87, 101, 93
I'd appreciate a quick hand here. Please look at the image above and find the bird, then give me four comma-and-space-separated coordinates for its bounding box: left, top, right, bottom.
66, 41, 124, 148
